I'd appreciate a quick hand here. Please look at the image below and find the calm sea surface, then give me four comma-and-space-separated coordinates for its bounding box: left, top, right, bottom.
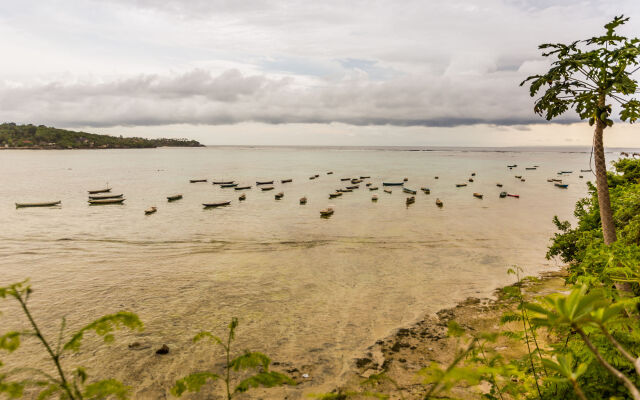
0, 146, 623, 398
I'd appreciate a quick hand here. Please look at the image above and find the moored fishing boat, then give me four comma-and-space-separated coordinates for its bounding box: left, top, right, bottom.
261, 186, 275, 191
88, 188, 111, 194
189, 179, 207, 183
16, 201, 61, 208
340, 178, 351, 181
234, 186, 251, 190
435, 198, 443, 207
499, 192, 507, 198
421, 187, 430, 194
281, 179, 293, 183
521, 178, 526, 182
434, 176, 439, 179
555, 183, 569, 188
371, 195, 378, 201
314, 174, 320, 178
239, 194, 246, 201
320, 207, 334, 217
144, 206, 157, 215
369, 186, 379, 191
471, 172, 476, 176
220, 183, 239, 188
212, 181, 234, 185
473, 192, 483, 199
89, 194, 123, 200
351, 179, 362, 184
329, 192, 342, 199
337, 188, 353, 193
580, 169, 592, 172
515, 175, 522, 179
365, 183, 372, 187
496, 183, 503, 187
346, 185, 359, 189
403, 188, 417, 195
468, 178, 474, 182
507, 164, 517, 168
88, 198, 125, 205
360, 176, 370, 179
202, 201, 231, 208
275, 192, 284, 200
403, 177, 408, 182
309, 176, 316, 180
456, 183, 467, 187
256, 181, 274, 185
327, 171, 333, 175
299, 196, 307, 204
525, 167, 537, 170
507, 193, 520, 198
384, 189, 392, 194
406, 196, 415, 205
383, 182, 404, 186
167, 194, 183, 201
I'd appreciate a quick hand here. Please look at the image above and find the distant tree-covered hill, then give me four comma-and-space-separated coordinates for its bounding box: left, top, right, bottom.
0, 123, 203, 149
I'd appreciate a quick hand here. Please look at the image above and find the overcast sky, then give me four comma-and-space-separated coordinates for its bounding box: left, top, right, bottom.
1, 0, 639, 146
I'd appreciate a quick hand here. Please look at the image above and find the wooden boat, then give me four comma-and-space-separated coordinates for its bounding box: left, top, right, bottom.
327, 171, 333, 175
299, 196, 307, 204
521, 178, 526, 182
329, 192, 342, 199
579, 175, 583, 178
167, 194, 183, 202
212, 181, 234, 185
190, 179, 207, 183
552, 178, 562, 182
547, 179, 554, 182
261, 186, 275, 191
406, 196, 415, 205
203, 201, 231, 208
234, 186, 251, 190
320, 207, 334, 217
383, 182, 404, 186
340, 178, 351, 181
360, 176, 370, 179
384, 189, 392, 194
220, 183, 238, 188
256, 181, 274, 185
281, 179, 293, 183
314, 174, 319, 178
496, 183, 503, 187
471, 172, 476, 176
365, 183, 372, 187
89, 198, 125, 205
351, 179, 362, 184
560, 171, 573, 174
507, 164, 517, 168
239, 194, 246, 201
555, 183, 569, 188
468, 178, 474, 182
515, 175, 522, 179
275, 192, 284, 200
144, 206, 157, 215
403, 188, 417, 195
403, 177, 408, 182
434, 176, 439, 179
507, 194, 520, 198
371, 195, 378, 201
346, 185, 359, 189
499, 192, 507, 198
580, 169, 592, 172
88, 188, 111, 194
309, 176, 316, 180
435, 198, 443, 207
337, 188, 353, 193
456, 183, 467, 187
525, 167, 537, 170
473, 193, 483, 199
421, 187, 430, 194
369, 186, 379, 191
16, 201, 61, 208
89, 194, 123, 200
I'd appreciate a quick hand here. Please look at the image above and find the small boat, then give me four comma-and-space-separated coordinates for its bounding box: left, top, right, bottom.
473, 193, 483, 199
220, 183, 239, 188
507, 164, 517, 168
360, 176, 370, 179
89, 198, 125, 205
507, 194, 520, 198
145, 206, 157, 215
499, 192, 507, 198
383, 182, 404, 186
16, 201, 61, 208
340, 178, 351, 181
525, 167, 537, 170
300, 197, 307, 204
88, 188, 111, 194
515, 175, 522, 179
560, 171, 573, 174
239, 194, 246, 201
320, 207, 334, 217
234, 186, 251, 190
275, 192, 284, 200
496, 183, 503, 187
369, 186, 379, 191
552, 178, 562, 182
261, 186, 275, 191
421, 187, 430, 194
403, 188, 417, 195
468, 178, 474, 182
555, 183, 569, 188
89, 194, 123, 200
521, 178, 526, 182
327, 172, 333, 175
281, 179, 293, 183
384, 189, 392, 194
406, 196, 415, 205
434, 176, 439, 179
435, 198, 443, 207
167, 194, 183, 202
256, 181, 274, 185
338, 188, 353, 193
212, 181, 234, 185
351, 179, 362, 184
371, 195, 378, 201
580, 169, 592, 172
471, 172, 476, 176
314, 174, 320, 178
547, 179, 554, 182
403, 177, 408, 182
365, 183, 372, 187
329, 192, 342, 199
203, 201, 231, 208
456, 183, 467, 187
190, 179, 207, 183
346, 185, 359, 189
579, 175, 583, 178
309, 176, 316, 180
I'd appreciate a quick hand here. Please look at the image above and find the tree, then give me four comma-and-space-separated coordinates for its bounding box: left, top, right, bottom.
522, 15, 640, 248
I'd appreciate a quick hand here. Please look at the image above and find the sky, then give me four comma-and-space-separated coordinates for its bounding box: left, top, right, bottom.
1, 0, 639, 146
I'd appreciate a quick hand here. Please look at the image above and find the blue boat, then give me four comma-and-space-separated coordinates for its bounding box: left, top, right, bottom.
383, 182, 404, 186
555, 183, 569, 188
403, 188, 417, 195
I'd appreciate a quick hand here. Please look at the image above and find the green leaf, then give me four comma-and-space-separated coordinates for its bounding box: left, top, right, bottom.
230, 351, 271, 371
171, 372, 219, 397
0, 332, 20, 353
82, 379, 130, 400
447, 321, 465, 338
63, 312, 143, 352
234, 371, 295, 393
192, 331, 222, 345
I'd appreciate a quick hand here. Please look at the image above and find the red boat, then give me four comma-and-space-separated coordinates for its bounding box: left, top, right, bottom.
507, 194, 520, 198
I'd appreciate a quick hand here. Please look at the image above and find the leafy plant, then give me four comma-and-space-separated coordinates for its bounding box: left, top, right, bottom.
172, 317, 295, 399
0, 280, 144, 399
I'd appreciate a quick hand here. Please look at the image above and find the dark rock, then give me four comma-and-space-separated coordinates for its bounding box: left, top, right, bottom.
355, 357, 372, 368
156, 344, 170, 355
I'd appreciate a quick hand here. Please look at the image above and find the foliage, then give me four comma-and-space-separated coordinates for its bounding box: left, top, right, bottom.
0, 280, 143, 400
172, 317, 295, 399
0, 123, 202, 149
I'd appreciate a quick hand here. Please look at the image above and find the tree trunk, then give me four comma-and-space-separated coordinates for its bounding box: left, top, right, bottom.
593, 119, 616, 245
